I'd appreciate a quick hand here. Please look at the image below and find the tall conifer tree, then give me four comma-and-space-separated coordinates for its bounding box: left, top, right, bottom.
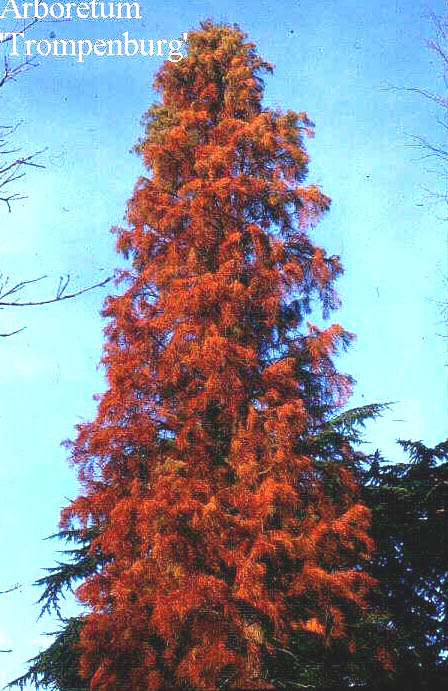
59, 22, 375, 689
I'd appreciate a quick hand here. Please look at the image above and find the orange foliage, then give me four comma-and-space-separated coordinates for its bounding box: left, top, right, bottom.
61, 21, 375, 690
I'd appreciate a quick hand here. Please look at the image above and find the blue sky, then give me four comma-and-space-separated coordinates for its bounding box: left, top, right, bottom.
0, 0, 447, 686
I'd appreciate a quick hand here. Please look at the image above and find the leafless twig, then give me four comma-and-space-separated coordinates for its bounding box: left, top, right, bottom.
0, 19, 114, 336
0, 583, 21, 595
0, 274, 114, 307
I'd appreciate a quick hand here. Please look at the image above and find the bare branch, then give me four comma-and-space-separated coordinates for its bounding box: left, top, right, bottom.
0, 21, 43, 207
409, 133, 448, 162
0, 275, 48, 300
0, 151, 46, 177
0, 326, 26, 337
0, 53, 37, 89
0, 19, 115, 338
0, 274, 114, 307
0, 583, 21, 594
0, 19, 38, 44
387, 10, 448, 222
385, 84, 448, 109
0, 123, 45, 209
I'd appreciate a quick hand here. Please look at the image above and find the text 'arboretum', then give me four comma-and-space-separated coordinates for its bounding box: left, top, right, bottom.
0, 1, 188, 62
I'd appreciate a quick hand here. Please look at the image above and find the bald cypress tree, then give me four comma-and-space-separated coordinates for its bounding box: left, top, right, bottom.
24, 22, 377, 690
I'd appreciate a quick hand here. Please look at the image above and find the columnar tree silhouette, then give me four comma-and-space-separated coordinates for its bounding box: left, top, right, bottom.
57, 21, 376, 690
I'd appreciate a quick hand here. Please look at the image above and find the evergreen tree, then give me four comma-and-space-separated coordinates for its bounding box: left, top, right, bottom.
6, 528, 102, 691
7, 617, 87, 691
13, 22, 378, 690
362, 439, 448, 688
